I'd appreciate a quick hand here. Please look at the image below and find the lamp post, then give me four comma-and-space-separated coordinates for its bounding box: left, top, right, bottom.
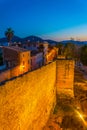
75, 110, 87, 127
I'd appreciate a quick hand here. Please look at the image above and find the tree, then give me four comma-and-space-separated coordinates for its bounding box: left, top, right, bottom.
38, 44, 44, 52
63, 43, 76, 59
80, 45, 87, 65
5, 28, 14, 45
56, 42, 64, 55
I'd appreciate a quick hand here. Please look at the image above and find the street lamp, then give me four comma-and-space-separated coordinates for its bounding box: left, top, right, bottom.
20, 65, 25, 74
75, 110, 87, 127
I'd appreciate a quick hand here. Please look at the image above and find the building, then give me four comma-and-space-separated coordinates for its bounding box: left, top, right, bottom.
46, 46, 58, 64
31, 50, 43, 70
43, 43, 49, 64
22, 41, 39, 51
22, 41, 49, 67
3, 46, 31, 73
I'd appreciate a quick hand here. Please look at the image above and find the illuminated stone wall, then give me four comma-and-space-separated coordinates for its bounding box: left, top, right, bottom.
0, 66, 20, 82
0, 62, 56, 130
0, 59, 75, 130
56, 59, 75, 96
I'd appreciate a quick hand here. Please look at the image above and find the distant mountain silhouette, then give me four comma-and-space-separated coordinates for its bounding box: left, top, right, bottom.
0, 36, 21, 43
44, 39, 58, 45
0, 37, 7, 43
12, 36, 22, 42
62, 40, 87, 45
0, 35, 87, 45
0, 35, 44, 43
23, 35, 43, 42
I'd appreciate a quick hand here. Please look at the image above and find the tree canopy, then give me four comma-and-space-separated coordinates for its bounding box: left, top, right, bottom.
5, 28, 14, 43
80, 45, 87, 65
63, 43, 76, 59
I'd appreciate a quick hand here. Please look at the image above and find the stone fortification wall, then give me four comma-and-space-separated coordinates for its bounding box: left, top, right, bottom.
0, 62, 56, 130
56, 59, 75, 96
0, 66, 20, 83
0, 59, 75, 130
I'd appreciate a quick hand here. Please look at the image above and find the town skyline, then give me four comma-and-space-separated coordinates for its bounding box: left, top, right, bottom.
1, 0, 87, 41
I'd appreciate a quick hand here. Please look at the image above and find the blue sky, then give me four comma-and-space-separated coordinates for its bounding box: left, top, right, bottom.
0, 0, 87, 41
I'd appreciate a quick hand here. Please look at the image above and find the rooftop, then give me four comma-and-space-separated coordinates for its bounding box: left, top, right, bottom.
3, 46, 29, 53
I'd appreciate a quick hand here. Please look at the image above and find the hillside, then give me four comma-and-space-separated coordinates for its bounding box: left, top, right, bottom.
0, 35, 87, 46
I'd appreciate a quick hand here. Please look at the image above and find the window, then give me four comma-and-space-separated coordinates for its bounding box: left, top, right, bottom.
23, 61, 25, 65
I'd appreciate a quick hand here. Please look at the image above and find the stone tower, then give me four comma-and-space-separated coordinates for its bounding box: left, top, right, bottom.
56, 57, 75, 97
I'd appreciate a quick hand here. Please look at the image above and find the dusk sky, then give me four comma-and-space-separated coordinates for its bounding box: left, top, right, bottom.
1, 0, 87, 41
